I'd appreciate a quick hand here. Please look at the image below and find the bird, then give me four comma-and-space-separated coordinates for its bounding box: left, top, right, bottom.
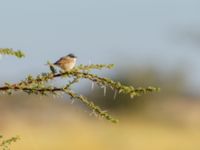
54, 53, 77, 71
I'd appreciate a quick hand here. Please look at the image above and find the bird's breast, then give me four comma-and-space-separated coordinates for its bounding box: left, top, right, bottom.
63, 59, 76, 71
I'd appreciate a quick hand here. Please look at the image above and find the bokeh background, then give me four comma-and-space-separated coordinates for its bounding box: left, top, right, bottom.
1, 0, 200, 149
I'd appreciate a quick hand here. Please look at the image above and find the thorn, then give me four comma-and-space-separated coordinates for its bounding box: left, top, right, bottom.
103, 86, 107, 96
88, 60, 91, 65
71, 99, 75, 104
91, 82, 94, 91
113, 90, 117, 100
89, 111, 94, 116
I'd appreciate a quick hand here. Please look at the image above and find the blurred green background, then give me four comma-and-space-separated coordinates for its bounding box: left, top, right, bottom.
1, 0, 200, 149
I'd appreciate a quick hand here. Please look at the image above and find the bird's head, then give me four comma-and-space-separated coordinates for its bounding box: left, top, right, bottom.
67, 53, 77, 59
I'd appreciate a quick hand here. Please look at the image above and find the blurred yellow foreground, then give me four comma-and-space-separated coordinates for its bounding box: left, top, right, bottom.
1, 95, 200, 150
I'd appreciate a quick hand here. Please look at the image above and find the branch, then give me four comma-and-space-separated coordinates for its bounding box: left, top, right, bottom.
0, 58, 160, 123
53, 70, 160, 97
0, 48, 25, 58
0, 135, 20, 150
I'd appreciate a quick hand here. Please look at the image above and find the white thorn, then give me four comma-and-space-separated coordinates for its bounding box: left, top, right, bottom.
103, 86, 107, 96
71, 99, 75, 104
91, 82, 94, 90
94, 112, 98, 117
89, 111, 95, 116
113, 90, 117, 100
88, 60, 91, 65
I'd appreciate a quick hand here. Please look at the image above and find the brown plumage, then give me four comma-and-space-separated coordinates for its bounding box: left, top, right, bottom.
54, 54, 77, 71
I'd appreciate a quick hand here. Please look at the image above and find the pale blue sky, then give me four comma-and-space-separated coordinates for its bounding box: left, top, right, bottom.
0, 0, 200, 92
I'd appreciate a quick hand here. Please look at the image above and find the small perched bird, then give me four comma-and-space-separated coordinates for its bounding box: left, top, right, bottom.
54, 54, 77, 71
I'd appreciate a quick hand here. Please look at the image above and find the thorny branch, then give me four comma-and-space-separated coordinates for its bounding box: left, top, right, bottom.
0, 49, 160, 123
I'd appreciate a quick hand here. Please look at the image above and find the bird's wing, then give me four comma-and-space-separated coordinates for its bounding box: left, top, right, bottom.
54, 57, 66, 65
